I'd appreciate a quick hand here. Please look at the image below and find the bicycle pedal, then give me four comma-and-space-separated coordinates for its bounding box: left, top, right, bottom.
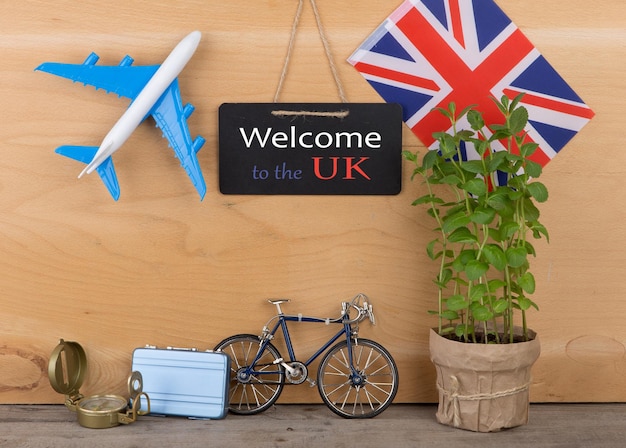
306, 378, 316, 387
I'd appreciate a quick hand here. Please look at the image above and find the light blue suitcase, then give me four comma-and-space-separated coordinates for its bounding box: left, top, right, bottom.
132, 346, 230, 419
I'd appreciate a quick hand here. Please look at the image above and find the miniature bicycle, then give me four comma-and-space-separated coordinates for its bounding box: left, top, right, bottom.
214, 293, 399, 418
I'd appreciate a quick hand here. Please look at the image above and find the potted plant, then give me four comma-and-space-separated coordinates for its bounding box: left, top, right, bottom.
403, 94, 546, 432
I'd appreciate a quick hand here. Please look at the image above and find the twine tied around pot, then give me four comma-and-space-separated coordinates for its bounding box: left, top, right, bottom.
437, 375, 532, 428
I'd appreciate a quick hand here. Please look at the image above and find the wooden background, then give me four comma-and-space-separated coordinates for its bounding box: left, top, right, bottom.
0, 0, 623, 404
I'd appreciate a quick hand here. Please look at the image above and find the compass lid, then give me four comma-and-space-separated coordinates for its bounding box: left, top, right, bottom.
48, 339, 87, 397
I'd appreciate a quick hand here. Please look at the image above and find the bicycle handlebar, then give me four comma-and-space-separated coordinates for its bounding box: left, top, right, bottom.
341, 293, 375, 325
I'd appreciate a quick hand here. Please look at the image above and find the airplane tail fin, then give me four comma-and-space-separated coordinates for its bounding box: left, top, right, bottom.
55, 145, 121, 201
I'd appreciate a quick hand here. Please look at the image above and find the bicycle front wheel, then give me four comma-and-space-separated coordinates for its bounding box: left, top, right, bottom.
214, 334, 285, 415
317, 338, 398, 418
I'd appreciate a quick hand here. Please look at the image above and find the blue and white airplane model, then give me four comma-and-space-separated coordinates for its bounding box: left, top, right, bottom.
36, 31, 206, 200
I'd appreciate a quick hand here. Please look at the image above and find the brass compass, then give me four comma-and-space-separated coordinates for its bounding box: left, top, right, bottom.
48, 339, 150, 429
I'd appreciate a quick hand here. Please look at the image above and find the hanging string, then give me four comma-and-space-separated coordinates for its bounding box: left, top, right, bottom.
309, 0, 348, 103
273, 0, 348, 105
273, 0, 304, 103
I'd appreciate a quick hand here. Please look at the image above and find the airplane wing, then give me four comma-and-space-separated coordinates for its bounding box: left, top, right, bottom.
55, 145, 121, 200
149, 79, 207, 200
35, 53, 159, 100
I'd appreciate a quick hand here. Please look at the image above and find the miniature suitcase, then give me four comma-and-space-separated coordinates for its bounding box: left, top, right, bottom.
131, 346, 230, 419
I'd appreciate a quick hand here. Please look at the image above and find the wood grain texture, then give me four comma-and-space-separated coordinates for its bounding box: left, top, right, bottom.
2, 404, 626, 447
0, 0, 623, 404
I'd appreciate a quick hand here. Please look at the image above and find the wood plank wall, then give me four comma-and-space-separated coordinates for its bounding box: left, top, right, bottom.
0, 0, 623, 404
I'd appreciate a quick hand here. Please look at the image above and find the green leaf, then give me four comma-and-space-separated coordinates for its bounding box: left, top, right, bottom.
467, 109, 484, 130
492, 96, 508, 115
439, 326, 456, 335
456, 130, 475, 141
448, 102, 457, 116
440, 310, 460, 320
469, 283, 488, 302
446, 295, 469, 311
509, 93, 525, 111
488, 279, 507, 292
433, 106, 452, 121
506, 247, 528, 268
422, 149, 438, 170
507, 189, 524, 201
456, 249, 477, 266
440, 174, 463, 185
460, 160, 486, 175
488, 150, 508, 172
507, 173, 527, 190
466, 260, 489, 280
482, 244, 507, 271
525, 160, 543, 178
438, 134, 458, 159
435, 268, 453, 288
448, 227, 478, 244
462, 178, 488, 196
499, 221, 520, 240
491, 126, 512, 140
524, 241, 537, 257
527, 182, 549, 203
530, 222, 550, 242
472, 139, 490, 158
455, 323, 474, 339
426, 239, 439, 260
402, 150, 418, 162
412, 194, 443, 206
451, 256, 463, 273
471, 304, 493, 321
518, 272, 536, 294
488, 227, 502, 242
486, 191, 508, 211
470, 206, 496, 225
492, 298, 509, 314
519, 142, 539, 158
444, 202, 469, 217
442, 211, 471, 234
458, 104, 477, 120
509, 106, 528, 134
523, 198, 541, 221
517, 297, 536, 311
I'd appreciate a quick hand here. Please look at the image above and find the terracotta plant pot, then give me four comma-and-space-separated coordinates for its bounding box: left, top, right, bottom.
429, 328, 540, 432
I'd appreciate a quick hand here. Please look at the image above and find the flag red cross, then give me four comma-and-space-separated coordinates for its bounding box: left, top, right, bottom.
397, 7, 540, 160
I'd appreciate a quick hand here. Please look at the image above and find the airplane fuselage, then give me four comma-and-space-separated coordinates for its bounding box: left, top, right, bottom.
79, 31, 202, 178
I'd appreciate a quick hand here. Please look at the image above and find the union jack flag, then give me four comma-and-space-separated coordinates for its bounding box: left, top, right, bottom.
348, 0, 594, 167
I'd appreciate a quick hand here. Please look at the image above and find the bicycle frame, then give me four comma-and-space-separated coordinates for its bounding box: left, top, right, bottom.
248, 312, 357, 379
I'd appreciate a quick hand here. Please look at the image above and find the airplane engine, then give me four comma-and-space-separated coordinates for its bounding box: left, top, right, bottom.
82, 52, 99, 65
183, 103, 195, 119
119, 55, 134, 67
192, 136, 205, 153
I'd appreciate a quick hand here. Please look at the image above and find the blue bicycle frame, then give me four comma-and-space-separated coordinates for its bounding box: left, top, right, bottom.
248, 312, 356, 379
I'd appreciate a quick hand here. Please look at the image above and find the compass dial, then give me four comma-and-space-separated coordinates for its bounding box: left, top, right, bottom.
79, 395, 126, 413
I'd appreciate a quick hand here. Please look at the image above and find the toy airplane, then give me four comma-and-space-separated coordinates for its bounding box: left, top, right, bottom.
35, 31, 206, 200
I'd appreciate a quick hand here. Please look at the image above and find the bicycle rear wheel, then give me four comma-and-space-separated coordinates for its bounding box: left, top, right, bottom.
317, 338, 398, 418
214, 334, 285, 415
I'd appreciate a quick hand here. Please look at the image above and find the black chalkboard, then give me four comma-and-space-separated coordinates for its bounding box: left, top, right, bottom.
219, 103, 402, 195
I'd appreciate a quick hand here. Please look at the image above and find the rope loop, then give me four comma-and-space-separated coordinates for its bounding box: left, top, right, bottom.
273, 0, 347, 103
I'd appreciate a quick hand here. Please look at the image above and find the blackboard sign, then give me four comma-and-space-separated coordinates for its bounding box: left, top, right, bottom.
219, 103, 402, 195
